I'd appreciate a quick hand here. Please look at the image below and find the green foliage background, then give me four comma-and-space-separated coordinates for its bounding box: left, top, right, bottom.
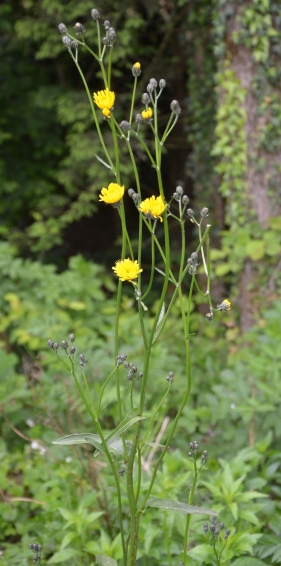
1, 0, 281, 564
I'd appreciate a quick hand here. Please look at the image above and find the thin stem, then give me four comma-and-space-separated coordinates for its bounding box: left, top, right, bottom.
141, 384, 171, 446
97, 365, 118, 417
183, 458, 198, 565
128, 76, 138, 141
107, 46, 113, 89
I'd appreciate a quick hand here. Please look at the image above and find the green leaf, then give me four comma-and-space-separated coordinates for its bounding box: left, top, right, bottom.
154, 267, 175, 284
96, 555, 118, 566
52, 433, 105, 454
106, 409, 145, 444
47, 548, 82, 563
231, 558, 267, 566
246, 240, 265, 260
145, 496, 217, 516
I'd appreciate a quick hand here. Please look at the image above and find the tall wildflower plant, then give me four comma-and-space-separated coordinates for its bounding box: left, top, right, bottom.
50, 11, 231, 566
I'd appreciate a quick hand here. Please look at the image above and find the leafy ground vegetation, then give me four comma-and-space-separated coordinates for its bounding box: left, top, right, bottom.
1, 0, 281, 564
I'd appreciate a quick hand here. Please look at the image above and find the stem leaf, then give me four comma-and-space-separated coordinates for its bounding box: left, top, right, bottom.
155, 267, 175, 283
145, 496, 217, 516
95, 154, 113, 170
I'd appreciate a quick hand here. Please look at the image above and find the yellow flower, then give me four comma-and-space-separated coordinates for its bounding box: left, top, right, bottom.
139, 195, 167, 222
217, 299, 231, 311
93, 88, 115, 117
112, 258, 143, 282
141, 107, 153, 120
99, 183, 125, 204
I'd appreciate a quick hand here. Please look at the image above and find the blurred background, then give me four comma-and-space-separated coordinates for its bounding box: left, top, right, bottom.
1, 1, 281, 564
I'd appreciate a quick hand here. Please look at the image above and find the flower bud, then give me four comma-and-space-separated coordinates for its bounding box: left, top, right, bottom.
149, 78, 157, 88
60, 340, 68, 350
182, 195, 190, 205
132, 193, 141, 205
173, 192, 180, 201
73, 22, 86, 35
170, 100, 181, 115
71, 39, 79, 49
48, 339, 54, 348
159, 79, 166, 89
62, 35, 72, 47
135, 113, 142, 124
102, 37, 110, 46
53, 342, 59, 351
147, 83, 154, 94
58, 23, 68, 34
69, 346, 76, 354
103, 20, 110, 29
187, 208, 194, 218
119, 120, 131, 131
200, 207, 209, 217
91, 9, 100, 20
69, 333, 75, 342
128, 188, 135, 197
142, 93, 150, 105
107, 27, 116, 42
132, 62, 141, 77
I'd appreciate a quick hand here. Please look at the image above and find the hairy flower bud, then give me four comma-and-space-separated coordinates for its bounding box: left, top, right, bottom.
147, 83, 154, 94
170, 100, 181, 115
135, 113, 142, 124
149, 78, 157, 88
176, 185, 183, 195
142, 93, 150, 105
103, 20, 110, 29
132, 62, 141, 77
69, 346, 76, 354
102, 37, 110, 46
91, 9, 100, 20
200, 207, 209, 217
62, 35, 72, 47
182, 195, 189, 205
159, 79, 166, 89
73, 22, 86, 35
107, 27, 116, 42
69, 333, 75, 342
60, 340, 68, 350
48, 339, 54, 348
119, 120, 131, 131
58, 23, 68, 34
71, 39, 79, 49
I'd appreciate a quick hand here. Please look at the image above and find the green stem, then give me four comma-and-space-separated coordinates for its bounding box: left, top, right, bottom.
70, 362, 126, 562
70, 53, 114, 172
183, 458, 198, 565
107, 46, 113, 89
128, 76, 138, 141
97, 365, 118, 417
141, 384, 171, 446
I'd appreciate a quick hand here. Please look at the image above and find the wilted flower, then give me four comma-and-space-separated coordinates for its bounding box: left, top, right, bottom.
139, 195, 167, 222
112, 259, 143, 282
93, 88, 115, 118
99, 183, 125, 205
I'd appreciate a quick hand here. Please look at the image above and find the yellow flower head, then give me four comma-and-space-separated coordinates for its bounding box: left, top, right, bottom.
112, 258, 143, 282
93, 88, 115, 118
132, 62, 141, 77
141, 107, 153, 120
139, 195, 167, 222
217, 299, 231, 311
99, 183, 125, 205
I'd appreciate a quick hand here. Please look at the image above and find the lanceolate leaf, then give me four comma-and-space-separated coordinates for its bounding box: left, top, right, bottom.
146, 496, 217, 516
95, 154, 112, 170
